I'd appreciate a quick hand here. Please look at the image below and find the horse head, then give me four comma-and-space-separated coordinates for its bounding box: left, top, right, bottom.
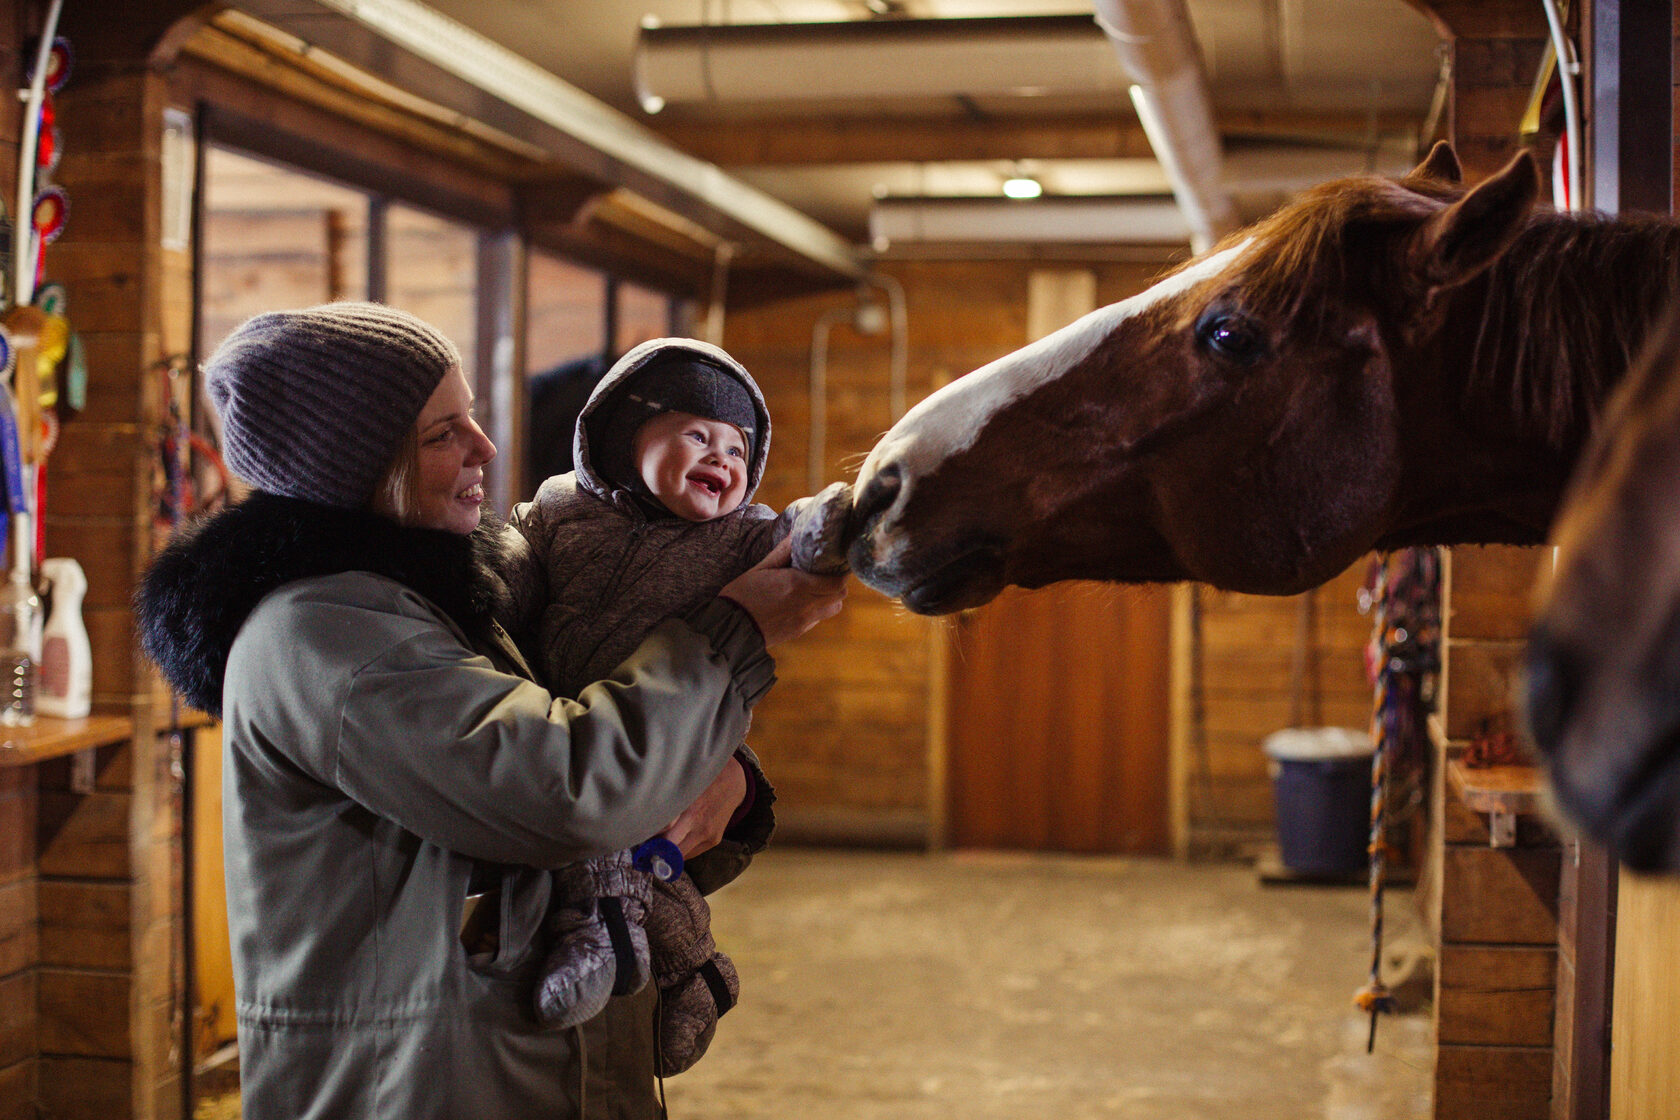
1527, 304, 1680, 872
848, 143, 1542, 612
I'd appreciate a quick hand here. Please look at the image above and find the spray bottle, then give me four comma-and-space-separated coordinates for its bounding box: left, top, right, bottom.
38, 557, 88, 719
0, 514, 40, 725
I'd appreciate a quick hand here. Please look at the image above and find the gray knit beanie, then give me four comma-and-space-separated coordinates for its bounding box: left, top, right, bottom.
205, 302, 461, 508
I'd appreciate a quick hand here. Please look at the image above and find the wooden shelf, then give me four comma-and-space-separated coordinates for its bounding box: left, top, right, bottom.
1448, 758, 1544, 847
0, 713, 134, 768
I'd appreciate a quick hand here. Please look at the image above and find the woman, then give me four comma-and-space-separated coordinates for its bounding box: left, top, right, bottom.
136, 302, 846, 1119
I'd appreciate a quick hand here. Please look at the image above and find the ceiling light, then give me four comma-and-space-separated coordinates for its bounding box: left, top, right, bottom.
1002, 176, 1042, 199
639, 92, 666, 114
868, 194, 1190, 247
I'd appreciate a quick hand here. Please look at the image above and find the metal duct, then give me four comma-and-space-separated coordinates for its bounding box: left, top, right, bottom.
1091, 0, 1238, 253
634, 15, 1127, 108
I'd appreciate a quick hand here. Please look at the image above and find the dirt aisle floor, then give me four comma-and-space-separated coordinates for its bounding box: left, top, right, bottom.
663, 849, 1433, 1120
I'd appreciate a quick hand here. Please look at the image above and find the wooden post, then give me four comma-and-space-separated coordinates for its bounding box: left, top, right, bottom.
1576, 5, 1673, 1118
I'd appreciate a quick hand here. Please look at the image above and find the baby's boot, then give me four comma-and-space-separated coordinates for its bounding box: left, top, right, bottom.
646, 872, 739, 1074
533, 852, 653, 1028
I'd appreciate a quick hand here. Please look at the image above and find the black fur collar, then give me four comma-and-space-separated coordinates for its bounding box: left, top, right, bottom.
135, 492, 516, 717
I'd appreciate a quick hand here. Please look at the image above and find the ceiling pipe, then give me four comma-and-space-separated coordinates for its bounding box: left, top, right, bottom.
1090, 0, 1239, 253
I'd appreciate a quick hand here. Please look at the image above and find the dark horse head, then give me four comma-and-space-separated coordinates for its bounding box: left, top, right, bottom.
848, 143, 1564, 612
1528, 305, 1680, 871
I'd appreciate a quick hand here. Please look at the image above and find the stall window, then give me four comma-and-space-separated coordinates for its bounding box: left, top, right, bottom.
200, 147, 371, 353
385, 203, 479, 366
616, 280, 677, 354
523, 251, 608, 495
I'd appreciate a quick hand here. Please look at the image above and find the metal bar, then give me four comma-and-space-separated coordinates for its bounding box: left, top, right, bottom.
1588, 0, 1672, 216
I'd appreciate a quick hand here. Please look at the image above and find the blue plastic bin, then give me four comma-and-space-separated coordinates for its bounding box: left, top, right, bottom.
1263, 727, 1373, 875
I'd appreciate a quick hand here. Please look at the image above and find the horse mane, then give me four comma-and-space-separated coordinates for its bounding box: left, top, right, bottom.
1468, 212, 1680, 448
1207, 175, 1680, 451
1213, 175, 1440, 333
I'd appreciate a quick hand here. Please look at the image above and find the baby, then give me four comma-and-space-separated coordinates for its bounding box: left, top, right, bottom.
505, 337, 847, 1074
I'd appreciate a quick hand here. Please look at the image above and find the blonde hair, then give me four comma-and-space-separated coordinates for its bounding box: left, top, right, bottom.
372, 424, 422, 523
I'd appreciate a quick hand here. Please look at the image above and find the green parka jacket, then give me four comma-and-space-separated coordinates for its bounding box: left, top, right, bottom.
137, 494, 775, 1119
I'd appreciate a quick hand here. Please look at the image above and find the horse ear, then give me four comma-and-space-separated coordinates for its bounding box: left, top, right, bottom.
1414, 150, 1540, 289
1405, 141, 1462, 186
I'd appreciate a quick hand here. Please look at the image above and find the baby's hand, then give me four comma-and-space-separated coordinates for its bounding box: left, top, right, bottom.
661, 756, 748, 858
790, 481, 853, 576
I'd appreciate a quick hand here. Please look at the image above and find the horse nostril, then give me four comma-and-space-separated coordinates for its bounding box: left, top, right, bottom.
1524, 625, 1581, 759
853, 462, 904, 529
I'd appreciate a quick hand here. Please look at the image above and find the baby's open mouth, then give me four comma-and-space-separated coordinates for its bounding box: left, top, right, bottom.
688, 472, 725, 496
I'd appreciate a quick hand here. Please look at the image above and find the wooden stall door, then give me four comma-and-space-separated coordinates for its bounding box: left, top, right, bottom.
191, 724, 236, 1060
1610, 873, 1680, 1118
943, 583, 1172, 853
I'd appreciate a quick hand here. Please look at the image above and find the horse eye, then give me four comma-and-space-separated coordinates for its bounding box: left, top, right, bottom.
1195, 310, 1267, 365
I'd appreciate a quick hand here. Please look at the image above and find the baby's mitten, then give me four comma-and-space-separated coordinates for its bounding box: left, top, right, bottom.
789, 480, 853, 575
646, 872, 739, 1074
533, 852, 653, 1028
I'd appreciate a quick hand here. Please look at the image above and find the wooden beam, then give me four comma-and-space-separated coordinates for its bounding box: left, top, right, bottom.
648, 108, 1425, 166
178, 24, 542, 183
58, 0, 213, 75
174, 63, 518, 229
1402, 1, 1548, 39
515, 175, 616, 227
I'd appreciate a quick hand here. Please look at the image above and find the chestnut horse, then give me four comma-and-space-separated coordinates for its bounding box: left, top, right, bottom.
846, 143, 1680, 614
1527, 305, 1680, 871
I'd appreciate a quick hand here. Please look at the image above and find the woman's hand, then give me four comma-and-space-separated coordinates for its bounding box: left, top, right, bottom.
719, 536, 847, 648
661, 756, 748, 858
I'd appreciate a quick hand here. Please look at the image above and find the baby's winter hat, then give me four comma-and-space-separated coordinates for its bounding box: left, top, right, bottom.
205, 302, 461, 508
590, 351, 758, 494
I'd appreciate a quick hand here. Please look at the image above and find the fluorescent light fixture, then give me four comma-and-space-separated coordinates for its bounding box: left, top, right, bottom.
635, 15, 1125, 106
869, 194, 1189, 246
1002, 176, 1043, 199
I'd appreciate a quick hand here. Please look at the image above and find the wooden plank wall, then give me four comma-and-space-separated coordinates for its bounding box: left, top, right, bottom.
1410, 7, 1560, 1117
1434, 545, 1558, 1120
27, 52, 195, 1120
1189, 566, 1375, 857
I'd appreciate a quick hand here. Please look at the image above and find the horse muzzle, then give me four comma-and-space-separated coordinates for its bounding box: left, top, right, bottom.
1526, 624, 1680, 872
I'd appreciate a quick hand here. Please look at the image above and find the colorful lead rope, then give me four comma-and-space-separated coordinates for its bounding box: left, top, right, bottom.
1355, 548, 1440, 1052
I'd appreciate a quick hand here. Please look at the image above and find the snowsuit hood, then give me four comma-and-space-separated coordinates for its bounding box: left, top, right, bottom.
573, 338, 772, 510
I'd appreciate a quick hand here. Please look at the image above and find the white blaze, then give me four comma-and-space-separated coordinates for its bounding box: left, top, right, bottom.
858, 242, 1249, 498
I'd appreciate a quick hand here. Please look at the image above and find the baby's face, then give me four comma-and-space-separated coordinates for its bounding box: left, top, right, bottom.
633, 410, 750, 521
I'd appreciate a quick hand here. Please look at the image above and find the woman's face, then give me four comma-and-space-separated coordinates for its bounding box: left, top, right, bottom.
380, 366, 496, 534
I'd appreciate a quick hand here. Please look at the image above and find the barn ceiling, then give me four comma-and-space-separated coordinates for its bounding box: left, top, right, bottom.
413, 0, 1448, 248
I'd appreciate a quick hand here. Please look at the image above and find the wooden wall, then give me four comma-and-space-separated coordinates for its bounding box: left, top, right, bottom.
1188, 566, 1375, 858
1433, 545, 1559, 1120
0, 1, 202, 1112
39, 60, 191, 1120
